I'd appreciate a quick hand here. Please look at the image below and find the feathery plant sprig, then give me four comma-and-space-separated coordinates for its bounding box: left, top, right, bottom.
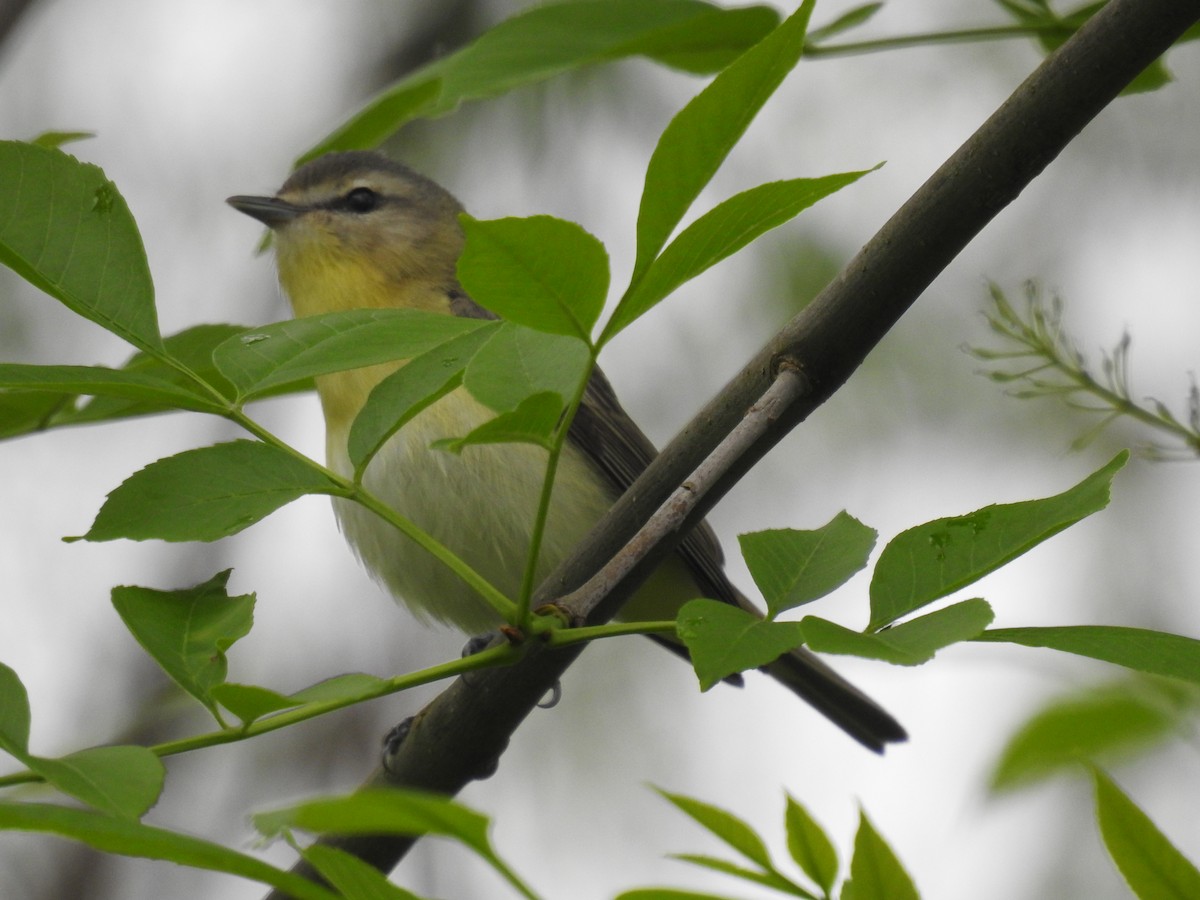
971, 282, 1200, 458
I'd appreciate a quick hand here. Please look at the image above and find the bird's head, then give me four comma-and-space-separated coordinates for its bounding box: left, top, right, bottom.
227, 151, 465, 317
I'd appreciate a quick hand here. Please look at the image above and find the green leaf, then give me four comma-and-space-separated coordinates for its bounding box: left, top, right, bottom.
303, 1, 779, 159
77, 440, 341, 543
288, 673, 390, 705
211, 684, 298, 724
255, 789, 494, 860
624, 5, 781, 74
786, 794, 839, 894
804, 599, 994, 665
111, 571, 253, 716
1123, 59, 1172, 96
60, 323, 249, 429
463, 323, 591, 414
1094, 769, 1200, 899
0, 390, 71, 439
458, 216, 608, 340
630, 0, 815, 283
0, 324, 248, 439
28, 131, 95, 150
617, 891, 740, 900
212, 310, 487, 399
739, 512, 877, 618
0, 663, 32, 756
676, 599, 806, 689
842, 810, 919, 900
301, 81, 442, 160
0, 141, 160, 352
808, 3, 884, 42
29, 746, 163, 820
213, 674, 397, 727
869, 452, 1127, 629
0, 802, 338, 900
991, 679, 1196, 791
0, 665, 164, 818
0, 364, 217, 411
973, 625, 1200, 684
657, 788, 774, 871
301, 846, 426, 900
608, 170, 873, 340
96, 322, 245, 400
670, 854, 806, 895
433, 392, 563, 453
347, 323, 498, 470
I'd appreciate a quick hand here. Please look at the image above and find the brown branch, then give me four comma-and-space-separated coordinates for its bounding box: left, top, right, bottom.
266, 0, 1200, 893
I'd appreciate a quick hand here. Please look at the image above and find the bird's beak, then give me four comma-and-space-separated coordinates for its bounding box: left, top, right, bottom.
226, 194, 303, 229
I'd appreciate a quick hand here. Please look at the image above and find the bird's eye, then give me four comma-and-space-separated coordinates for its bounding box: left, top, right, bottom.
342, 187, 380, 213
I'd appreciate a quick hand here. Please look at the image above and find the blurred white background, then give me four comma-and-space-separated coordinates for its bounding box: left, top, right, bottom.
1, 1, 1198, 897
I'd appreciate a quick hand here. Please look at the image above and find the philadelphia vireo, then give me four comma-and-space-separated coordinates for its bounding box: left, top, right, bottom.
228, 151, 905, 751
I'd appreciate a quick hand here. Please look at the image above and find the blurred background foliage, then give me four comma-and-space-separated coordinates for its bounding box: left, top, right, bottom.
1, 1, 1198, 897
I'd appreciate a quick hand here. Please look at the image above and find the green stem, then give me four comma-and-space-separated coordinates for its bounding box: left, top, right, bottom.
1070, 368, 1199, 446
805, 23, 1066, 57
488, 858, 544, 900
160, 643, 515, 756
157, 351, 242, 408
0, 645, 518, 789
545, 619, 678, 648
515, 431, 568, 627
513, 347, 599, 628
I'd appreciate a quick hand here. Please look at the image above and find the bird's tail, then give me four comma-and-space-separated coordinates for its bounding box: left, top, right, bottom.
761, 646, 907, 752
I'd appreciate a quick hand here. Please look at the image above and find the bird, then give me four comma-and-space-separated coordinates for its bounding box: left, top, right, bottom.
227, 150, 906, 751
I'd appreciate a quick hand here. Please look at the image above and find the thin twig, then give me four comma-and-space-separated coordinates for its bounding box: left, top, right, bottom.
559, 363, 807, 621
972, 283, 1200, 457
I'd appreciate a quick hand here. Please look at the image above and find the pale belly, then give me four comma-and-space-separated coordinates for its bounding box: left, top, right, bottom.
326, 387, 619, 633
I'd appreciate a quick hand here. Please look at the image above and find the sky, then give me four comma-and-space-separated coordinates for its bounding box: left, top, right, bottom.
1, 1, 1199, 898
